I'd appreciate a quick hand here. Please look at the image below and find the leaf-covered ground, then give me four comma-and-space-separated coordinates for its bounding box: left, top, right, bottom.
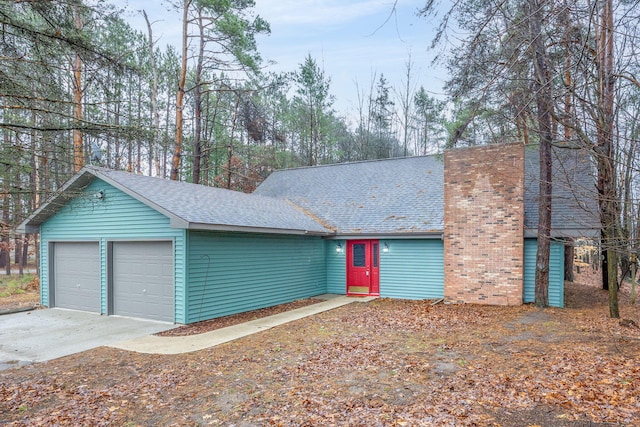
1, 269, 639, 426
0, 275, 39, 314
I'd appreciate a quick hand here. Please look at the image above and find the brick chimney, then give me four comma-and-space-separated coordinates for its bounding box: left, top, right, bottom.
443, 144, 525, 305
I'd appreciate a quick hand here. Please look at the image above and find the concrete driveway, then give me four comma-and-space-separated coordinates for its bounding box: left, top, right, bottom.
0, 309, 176, 370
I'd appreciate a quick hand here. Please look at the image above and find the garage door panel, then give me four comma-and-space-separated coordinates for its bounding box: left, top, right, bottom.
112, 241, 174, 322
54, 242, 101, 313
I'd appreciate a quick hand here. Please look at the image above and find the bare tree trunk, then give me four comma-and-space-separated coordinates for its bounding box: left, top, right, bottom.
1, 164, 10, 276
562, 0, 573, 143
143, 10, 161, 177
72, 6, 84, 173
529, 0, 553, 308
202, 90, 213, 185
226, 97, 241, 189
114, 101, 121, 170
192, 11, 205, 184
136, 80, 142, 174
127, 73, 133, 172
619, 137, 635, 278
15, 238, 22, 277
22, 236, 28, 266
595, 0, 619, 318
21, 236, 28, 275
401, 57, 412, 157
163, 77, 172, 178
171, 0, 191, 181
564, 239, 574, 282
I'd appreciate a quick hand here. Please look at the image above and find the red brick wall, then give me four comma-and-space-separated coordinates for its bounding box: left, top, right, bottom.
443, 144, 525, 305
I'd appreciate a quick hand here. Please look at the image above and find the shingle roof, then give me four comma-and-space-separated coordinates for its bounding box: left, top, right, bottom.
256, 147, 599, 238
254, 156, 445, 235
19, 146, 600, 239
524, 145, 600, 238
19, 167, 330, 235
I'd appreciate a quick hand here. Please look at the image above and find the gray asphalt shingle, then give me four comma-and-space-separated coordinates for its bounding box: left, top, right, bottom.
524, 145, 600, 238
256, 147, 599, 237
254, 156, 445, 234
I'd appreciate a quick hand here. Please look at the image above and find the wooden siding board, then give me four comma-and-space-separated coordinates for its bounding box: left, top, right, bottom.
185, 231, 327, 323
524, 238, 565, 307
39, 179, 186, 322
380, 239, 445, 299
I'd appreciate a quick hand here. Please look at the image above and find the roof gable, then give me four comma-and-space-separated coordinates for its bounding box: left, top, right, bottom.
19, 167, 330, 235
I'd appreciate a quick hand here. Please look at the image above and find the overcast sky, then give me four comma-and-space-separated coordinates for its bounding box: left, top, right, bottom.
116, 0, 448, 120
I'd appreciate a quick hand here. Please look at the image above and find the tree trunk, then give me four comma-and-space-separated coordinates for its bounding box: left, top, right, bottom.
171, 0, 191, 181
72, 5, 84, 172
529, 0, 553, 308
143, 10, 161, 177
136, 80, 142, 174
192, 11, 205, 184
22, 236, 28, 266
1, 171, 10, 275
226, 97, 241, 189
601, 232, 609, 290
595, 0, 619, 318
564, 239, 574, 282
15, 238, 23, 277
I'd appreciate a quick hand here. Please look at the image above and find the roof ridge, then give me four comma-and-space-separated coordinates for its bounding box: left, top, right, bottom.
269, 155, 439, 174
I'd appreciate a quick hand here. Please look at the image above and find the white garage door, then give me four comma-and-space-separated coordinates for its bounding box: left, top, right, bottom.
53, 242, 101, 312
112, 241, 174, 322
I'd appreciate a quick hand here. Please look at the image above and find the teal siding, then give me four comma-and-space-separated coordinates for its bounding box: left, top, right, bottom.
380, 239, 445, 299
185, 231, 327, 323
40, 179, 186, 323
550, 242, 565, 307
326, 240, 346, 294
524, 239, 565, 307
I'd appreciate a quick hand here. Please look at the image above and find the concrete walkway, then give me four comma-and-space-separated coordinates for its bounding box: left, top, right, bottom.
109, 294, 375, 355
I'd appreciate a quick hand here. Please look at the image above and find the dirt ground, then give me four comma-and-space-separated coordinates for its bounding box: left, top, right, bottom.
1, 269, 639, 426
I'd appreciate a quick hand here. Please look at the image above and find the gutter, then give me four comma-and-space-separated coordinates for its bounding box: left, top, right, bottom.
184, 222, 331, 236
324, 232, 444, 240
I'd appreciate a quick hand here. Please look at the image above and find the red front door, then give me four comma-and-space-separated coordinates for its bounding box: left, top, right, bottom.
346, 240, 380, 296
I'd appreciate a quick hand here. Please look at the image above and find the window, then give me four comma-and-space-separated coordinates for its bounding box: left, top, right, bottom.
353, 244, 366, 267
373, 243, 379, 267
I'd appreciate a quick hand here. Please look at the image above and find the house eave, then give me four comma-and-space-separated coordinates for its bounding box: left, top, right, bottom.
524, 227, 600, 239
185, 222, 331, 236
18, 224, 40, 234
325, 231, 444, 240
17, 170, 97, 233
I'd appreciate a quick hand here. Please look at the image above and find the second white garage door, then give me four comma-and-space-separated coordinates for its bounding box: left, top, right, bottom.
111, 241, 174, 322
